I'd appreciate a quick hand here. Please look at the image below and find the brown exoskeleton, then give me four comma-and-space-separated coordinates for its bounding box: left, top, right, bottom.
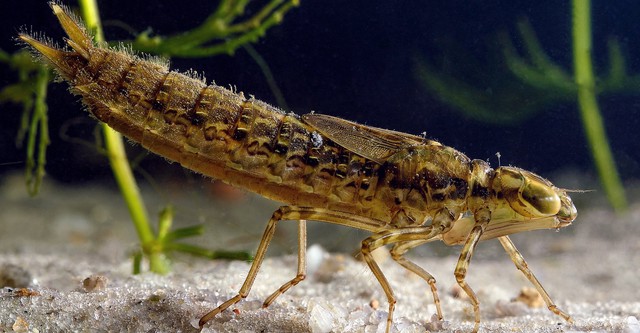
20, 3, 577, 332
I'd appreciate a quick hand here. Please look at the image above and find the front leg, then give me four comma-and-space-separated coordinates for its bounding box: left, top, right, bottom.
498, 235, 572, 323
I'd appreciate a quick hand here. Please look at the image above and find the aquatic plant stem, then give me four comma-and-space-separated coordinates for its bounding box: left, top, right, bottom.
572, 0, 627, 212
131, 0, 299, 57
78, 0, 103, 42
25, 66, 50, 196
78, 0, 169, 273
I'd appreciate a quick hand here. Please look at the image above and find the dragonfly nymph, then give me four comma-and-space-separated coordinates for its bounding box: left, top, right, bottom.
20, 3, 577, 332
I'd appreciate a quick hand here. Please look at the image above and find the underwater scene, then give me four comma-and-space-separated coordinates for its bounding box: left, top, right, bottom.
0, 1, 638, 332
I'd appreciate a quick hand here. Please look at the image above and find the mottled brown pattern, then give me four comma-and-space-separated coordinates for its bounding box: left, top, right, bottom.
19, 10, 561, 230
21, 4, 578, 333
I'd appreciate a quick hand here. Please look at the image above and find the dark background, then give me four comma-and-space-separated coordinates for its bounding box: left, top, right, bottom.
1, 1, 638, 185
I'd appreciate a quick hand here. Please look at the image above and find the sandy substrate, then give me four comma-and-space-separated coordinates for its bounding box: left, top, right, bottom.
0, 172, 639, 332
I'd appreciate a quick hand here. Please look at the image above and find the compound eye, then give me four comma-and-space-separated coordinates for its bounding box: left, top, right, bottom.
519, 180, 561, 216
500, 167, 562, 217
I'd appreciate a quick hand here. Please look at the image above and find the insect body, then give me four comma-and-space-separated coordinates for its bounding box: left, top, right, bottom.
21, 3, 577, 332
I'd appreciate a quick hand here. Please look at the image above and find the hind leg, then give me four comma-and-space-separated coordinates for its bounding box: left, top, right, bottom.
199, 206, 385, 328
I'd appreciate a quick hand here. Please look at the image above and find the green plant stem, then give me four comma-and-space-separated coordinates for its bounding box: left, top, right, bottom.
572, 0, 627, 212
25, 66, 50, 196
78, 0, 103, 41
132, 0, 298, 57
78, 0, 169, 273
243, 44, 289, 110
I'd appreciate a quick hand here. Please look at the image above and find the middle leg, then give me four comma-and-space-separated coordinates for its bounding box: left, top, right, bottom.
360, 227, 442, 333
390, 239, 444, 321
453, 221, 488, 333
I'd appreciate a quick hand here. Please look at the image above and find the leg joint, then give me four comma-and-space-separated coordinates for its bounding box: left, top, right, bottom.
361, 238, 373, 253
271, 206, 288, 220
454, 270, 466, 283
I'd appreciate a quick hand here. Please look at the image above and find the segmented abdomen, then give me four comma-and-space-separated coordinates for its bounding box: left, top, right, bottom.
75, 48, 382, 214
22, 3, 477, 231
